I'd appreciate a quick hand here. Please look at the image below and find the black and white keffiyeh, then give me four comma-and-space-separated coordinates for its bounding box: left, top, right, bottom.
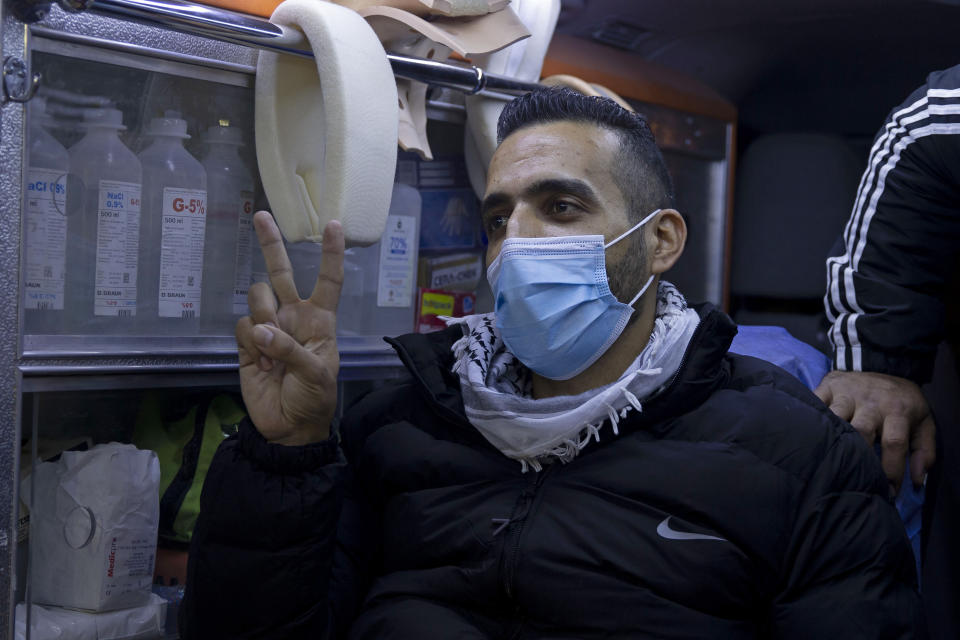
447, 281, 700, 471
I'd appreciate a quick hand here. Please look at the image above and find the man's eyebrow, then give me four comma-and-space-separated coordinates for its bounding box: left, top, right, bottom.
524, 178, 599, 205
480, 192, 511, 220
480, 178, 600, 219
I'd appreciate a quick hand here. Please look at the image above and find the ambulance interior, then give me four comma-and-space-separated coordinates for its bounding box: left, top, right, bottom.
554, 0, 960, 352
7, 0, 960, 636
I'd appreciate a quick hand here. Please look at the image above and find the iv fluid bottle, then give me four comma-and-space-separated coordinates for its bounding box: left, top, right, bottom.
138, 111, 207, 335
65, 108, 142, 333
337, 249, 365, 337
350, 183, 421, 338
283, 239, 365, 338
246, 209, 364, 336
286, 240, 324, 300
199, 121, 254, 334
251, 232, 268, 286
24, 97, 70, 334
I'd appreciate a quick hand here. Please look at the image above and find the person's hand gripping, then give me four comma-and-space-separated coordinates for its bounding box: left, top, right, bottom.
235, 211, 344, 445
815, 370, 936, 496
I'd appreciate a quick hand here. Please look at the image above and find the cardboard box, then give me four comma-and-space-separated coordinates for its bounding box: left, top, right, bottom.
416, 288, 476, 333
417, 252, 483, 292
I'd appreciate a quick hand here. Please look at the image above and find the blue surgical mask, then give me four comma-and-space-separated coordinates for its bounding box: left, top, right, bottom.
487, 209, 661, 380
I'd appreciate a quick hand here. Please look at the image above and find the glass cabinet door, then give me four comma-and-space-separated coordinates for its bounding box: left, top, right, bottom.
22, 38, 490, 360
23, 38, 260, 354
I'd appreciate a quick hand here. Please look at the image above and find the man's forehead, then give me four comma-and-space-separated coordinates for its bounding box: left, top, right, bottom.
487, 120, 621, 191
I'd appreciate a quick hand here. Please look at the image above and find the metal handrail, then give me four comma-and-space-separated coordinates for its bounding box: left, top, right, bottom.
35, 0, 541, 97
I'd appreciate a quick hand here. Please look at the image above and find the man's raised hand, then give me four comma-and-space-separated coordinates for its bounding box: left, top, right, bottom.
235, 211, 344, 446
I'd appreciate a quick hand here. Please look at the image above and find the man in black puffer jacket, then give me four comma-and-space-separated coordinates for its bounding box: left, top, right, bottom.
182, 88, 922, 639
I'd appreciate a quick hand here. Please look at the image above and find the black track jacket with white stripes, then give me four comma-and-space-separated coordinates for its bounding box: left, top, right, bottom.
825, 64, 960, 384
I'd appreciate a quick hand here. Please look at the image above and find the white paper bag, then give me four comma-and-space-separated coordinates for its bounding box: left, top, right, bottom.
23, 443, 160, 612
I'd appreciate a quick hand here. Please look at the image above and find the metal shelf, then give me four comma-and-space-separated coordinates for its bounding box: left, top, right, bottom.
18, 334, 405, 382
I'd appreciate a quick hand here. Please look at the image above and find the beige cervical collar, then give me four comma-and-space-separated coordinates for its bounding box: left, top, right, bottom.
463, 0, 561, 198
256, 0, 398, 245
465, 72, 636, 199
362, 4, 528, 160
540, 74, 636, 112
334, 0, 508, 17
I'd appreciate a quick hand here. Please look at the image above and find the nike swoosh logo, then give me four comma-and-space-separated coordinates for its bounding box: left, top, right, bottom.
656, 516, 727, 542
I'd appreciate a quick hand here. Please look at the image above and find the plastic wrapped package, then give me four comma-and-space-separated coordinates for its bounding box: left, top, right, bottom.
14, 594, 167, 640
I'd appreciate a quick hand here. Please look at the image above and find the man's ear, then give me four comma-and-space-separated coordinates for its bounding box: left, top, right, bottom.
648, 209, 686, 275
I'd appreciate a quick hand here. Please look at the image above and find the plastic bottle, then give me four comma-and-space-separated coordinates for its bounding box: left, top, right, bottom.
250, 234, 268, 287
24, 97, 70, 334
247, 216, 364, 337
64, 107, 143, 333
262, 237, 362, 337
349, 183, 421, 337
137, 111, 207, 335
286, 240, 324, 300
198, 121, 254, 334
337, 250, 365, 337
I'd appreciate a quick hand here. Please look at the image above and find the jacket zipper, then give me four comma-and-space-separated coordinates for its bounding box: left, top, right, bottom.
643, 310, 715, 404
501, 466, 552, 600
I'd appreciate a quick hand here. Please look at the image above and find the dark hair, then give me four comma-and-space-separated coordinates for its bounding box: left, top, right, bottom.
496, 87, 676, 221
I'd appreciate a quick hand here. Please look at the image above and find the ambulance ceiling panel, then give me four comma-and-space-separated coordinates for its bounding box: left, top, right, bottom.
556, 0, 960, 134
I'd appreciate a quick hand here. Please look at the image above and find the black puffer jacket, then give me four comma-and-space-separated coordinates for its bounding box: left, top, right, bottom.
182, 306, 922, 639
